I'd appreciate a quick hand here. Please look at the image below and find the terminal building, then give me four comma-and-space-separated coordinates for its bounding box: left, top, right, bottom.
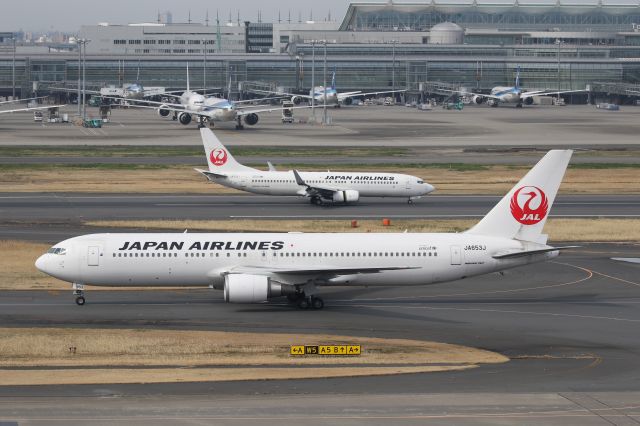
1, 1, 640, 102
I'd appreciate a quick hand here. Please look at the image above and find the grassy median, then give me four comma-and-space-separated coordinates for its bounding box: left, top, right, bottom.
0, 328, 507, 385
1, 164, 639, 194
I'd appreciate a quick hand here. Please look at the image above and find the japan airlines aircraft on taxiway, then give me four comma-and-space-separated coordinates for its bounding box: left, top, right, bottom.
36, 149, 576, 309
194, 128, 435, 205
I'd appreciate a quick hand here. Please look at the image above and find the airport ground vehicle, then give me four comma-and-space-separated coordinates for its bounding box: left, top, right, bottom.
281, 101, 294, 123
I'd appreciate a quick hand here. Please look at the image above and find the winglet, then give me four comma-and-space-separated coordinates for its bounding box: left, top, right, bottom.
292, 169, 307, 186
267, 161, 277, 171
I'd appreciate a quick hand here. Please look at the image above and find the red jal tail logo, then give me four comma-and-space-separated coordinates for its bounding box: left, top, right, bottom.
209, 148, 228, 166
510, 186, 549, 225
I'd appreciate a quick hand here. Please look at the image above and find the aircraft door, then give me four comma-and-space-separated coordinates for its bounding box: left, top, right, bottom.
450, 245, 462, 266
87, 246, 101, 266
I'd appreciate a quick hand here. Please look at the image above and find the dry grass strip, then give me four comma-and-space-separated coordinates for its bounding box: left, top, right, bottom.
1, 166, 638, 194
0, 328, 504, 385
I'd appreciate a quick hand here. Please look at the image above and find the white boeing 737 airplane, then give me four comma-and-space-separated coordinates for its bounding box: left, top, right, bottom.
36, 149, 575, 309
194, 128, 435, 204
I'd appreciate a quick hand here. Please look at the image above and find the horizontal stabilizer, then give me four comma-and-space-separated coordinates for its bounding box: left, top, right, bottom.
194, 168, 227, 180
492, 246, 579, 259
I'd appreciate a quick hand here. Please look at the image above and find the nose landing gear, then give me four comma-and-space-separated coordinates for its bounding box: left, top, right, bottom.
72, 283, 85, 306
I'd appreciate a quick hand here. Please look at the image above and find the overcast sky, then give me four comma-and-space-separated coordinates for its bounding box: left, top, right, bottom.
3, 0, 350, 32
4, 0, 637, 32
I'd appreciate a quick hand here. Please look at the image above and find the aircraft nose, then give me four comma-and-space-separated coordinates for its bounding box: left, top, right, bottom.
425, 183, 436, 194
35, 254, 49, 274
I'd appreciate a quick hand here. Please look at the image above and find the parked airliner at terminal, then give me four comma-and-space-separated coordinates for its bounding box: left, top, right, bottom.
36, 150, 574, 309
195, 128, 435, 205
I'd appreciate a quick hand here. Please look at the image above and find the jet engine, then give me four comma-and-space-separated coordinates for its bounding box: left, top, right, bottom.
178, 112, 192, 125
472, 95, 485, 105
291, 96, 303, 105
343, 97, 353, 106
523, 97, 534, 106
223, 274, 293, 303
332, 190, 360, 203
244, 113, 259, 125
157, 105, 171, 117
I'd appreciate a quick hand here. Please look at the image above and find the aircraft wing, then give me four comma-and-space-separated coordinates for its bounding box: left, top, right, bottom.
0, 96, 47, 105
292, 169, 343, 199
233, 96, 293, 107
105, 97, 186, 109
521, 89, 587, 97
0, 105, 66, 114
252, 89, 313, 100
226, 264, 419, 283
235, 105, 311, 116
337, 89, 405, 101
49, 87, 101, 95
127, 103, 213, 117
441, 89, 503, 100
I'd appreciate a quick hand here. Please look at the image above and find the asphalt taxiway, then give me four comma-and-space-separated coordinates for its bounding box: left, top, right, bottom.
0, 193, 638, 225
1, 104, 640, 148
0, 243, 639, 424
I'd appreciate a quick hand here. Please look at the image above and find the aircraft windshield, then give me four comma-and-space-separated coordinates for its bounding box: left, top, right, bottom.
47, 247, 66, 255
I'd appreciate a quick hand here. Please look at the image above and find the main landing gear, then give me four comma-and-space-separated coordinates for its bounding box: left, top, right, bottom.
73, 283, 85, 306
235, 116, 244, 130
287, 293, 324, 310
310, 196, 323, 205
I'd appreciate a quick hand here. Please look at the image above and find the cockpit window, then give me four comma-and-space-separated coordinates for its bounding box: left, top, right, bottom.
417, 180, 424, 184
47, 247, 66, 255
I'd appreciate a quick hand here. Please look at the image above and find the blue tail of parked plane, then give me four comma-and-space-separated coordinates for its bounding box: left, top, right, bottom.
331, 68, 336, 91
515, 65, 521, 91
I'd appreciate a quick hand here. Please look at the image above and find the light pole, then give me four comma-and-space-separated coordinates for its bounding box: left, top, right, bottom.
202, 39, 207, 93
556, 39, 562, 96
77, 38, 83, 116
11, 35, 16, 99
82, 39, 90, 120
322, 40, 327, 125
311, 40, 315, 120
391, 40, 399, 100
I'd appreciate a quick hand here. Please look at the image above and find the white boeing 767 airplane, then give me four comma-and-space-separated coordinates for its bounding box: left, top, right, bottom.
36, 149, 575, 309
195, 129, 435, 205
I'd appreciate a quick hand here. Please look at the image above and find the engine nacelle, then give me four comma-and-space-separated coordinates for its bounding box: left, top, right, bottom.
244, 113, 259, 125
332, 190, 360, 203
178, 112, 192, 125
291, 96, 302, 105
158, 105, 171, 117
523, 97, 534, 106
343, 97, 353, 106
472, 95, 484, 105
224, 274, 288, 303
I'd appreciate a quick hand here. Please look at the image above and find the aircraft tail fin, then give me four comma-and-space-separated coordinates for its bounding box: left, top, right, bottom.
515, 65, 521, 90
331, 68, 336, 90
200, 128, 253, 173
465, 150, 572, 243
